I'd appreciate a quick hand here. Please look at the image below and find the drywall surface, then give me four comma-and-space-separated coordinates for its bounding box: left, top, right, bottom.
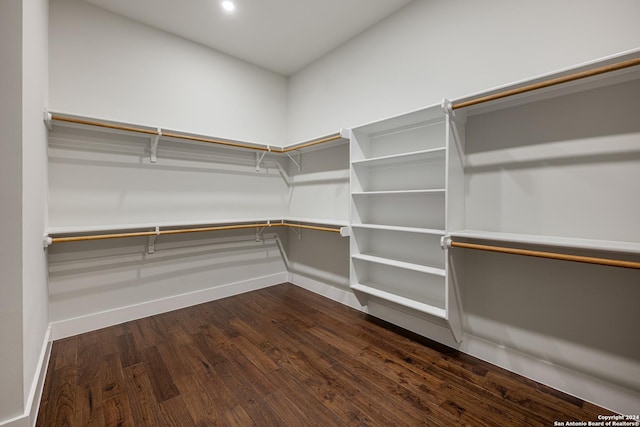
49, 0, 288, 146
0, 0, 49, 424
21, 0, 50, 414
47, 124, 290, 335
285, 143, 350, 298
0, 0, 25, 421
287, 143, 350, 223
48, 127, 289, 228
48, 230, 287, 334
287, 0, 640, 143
464, 78, 640, 242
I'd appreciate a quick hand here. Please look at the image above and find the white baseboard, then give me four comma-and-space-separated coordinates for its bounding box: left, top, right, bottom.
50, 272, 288, 340
0, 327, 51, 427
460, 334, 640, 416
288, 273, 363, 312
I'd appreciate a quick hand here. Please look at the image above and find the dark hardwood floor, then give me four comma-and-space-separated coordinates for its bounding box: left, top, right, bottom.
37, 283, 613, 426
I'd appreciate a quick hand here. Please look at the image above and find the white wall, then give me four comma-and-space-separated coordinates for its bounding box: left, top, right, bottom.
46, 126, 290, 337
49, 0, 288, 146
286, 0, 640, 414
287, 144, 350, 223
0, 0, 50, 425
47, 0, 292, 339
22, 0, 50, 415
47, 126, 289, 228
0, 1, 26, 421
287, 0, 640, 143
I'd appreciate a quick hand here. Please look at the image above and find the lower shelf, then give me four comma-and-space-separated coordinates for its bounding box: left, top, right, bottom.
448, 229, 640, 254
351, 224, 445, 235
351, 283, 446, 319
351, 254, 445, 276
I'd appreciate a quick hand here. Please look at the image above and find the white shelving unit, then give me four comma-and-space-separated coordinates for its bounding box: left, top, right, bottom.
349, 104, 464, 341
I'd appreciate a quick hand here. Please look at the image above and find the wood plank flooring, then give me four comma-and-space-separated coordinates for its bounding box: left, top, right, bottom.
37, 283, 614, 426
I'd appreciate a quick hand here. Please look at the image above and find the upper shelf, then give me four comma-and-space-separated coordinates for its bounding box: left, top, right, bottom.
448, 230, 640, 255
47, 217, 349, 236
351, 147, 446, 167
46, 111, 349, 155
45, 217, 350, 248
350, 103, 445, 136
450, 49, 640, 117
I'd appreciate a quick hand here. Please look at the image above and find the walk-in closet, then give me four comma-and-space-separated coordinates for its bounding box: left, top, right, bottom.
2, 0, 639, 425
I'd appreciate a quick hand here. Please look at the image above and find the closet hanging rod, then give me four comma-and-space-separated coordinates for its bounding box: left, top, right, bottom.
281, 133, 343, 153
451, 57, 640, 110
284, 223, 342, 233
161, 131, 271, 152
447, 240, 640, 270
49, 114, 344, 153
48, 221, 341, 244
49, 114, 158, 135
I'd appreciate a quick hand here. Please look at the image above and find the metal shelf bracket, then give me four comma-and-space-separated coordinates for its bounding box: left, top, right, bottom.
287, 221, 302, 240
150, 128, 161, 163
148, 226, 160, 254
285, 152, 301, 172
256, 146, 271, 171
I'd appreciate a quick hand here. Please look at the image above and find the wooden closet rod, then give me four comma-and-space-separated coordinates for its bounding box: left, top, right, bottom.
49, 221, 341, 244
449, 241, 640, 270
161, 131, 271, 152
50, 114, 158, 135
451, 57, 640, 110
49, 114, 342, 153
281, 134, 343, 153
283, 223, 342, 233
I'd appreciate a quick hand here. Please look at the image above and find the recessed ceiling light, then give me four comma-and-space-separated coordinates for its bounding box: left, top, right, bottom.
221, 1, 235, 12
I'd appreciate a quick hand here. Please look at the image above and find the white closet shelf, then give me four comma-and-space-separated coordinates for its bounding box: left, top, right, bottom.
350, 284, 446, 319
351, 147, 446, 166
46, 111, 349, 155
452, 51, 640, 116
351, 105, 444, 135
46, 217, 348, 236
284, 217, 348, 227
351, 224, 445, 235
448, 230, 640, 255
351, 254, 445, 276
352, 189, 445, 196
46, 218, 282, 235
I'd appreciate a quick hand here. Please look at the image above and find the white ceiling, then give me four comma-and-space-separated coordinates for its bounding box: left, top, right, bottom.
81, 0, 415, 75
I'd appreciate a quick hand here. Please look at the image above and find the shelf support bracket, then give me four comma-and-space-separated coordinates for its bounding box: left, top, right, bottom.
440, 235, 452, 250
339, 226, 351, 237
148, 226, 160, 254
150, 128, 161, 163
256, 147, 271, 171
256, 220, 273, 241
285, 152, 301, 172
43, 111, 53, 130
287, 221, 302, 240
441, 98, 454, 118
43, 234, 52, 249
